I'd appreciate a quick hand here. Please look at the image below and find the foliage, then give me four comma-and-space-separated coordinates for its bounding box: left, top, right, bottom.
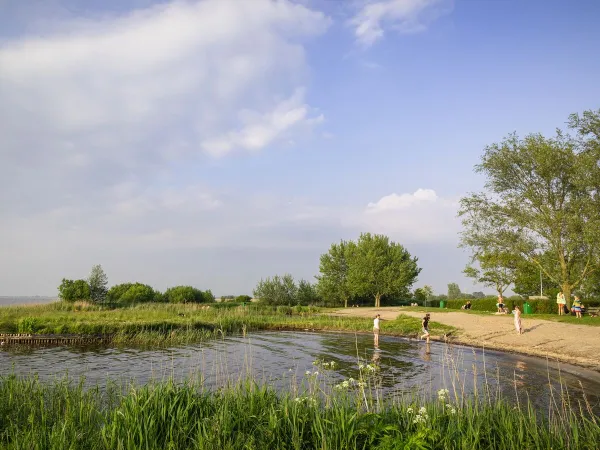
463, 252, 519, 296
512, 255, 560, 298
459, 110, 600, 307
58, 279, 91, 302
421, 285, 433, 299
447, 283, 461, 300
296, 279, 320, 305
472, 291, 485, 299
164, 286, 211, 304
88, 264, 109, 304
316, 240, 352, 307
234, 295, 252, 303
253, 274, 299, 306
346, 233, 421, 307
1, 371, 599, 450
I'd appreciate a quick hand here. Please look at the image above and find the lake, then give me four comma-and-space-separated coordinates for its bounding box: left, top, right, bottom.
1, 331, 599, 412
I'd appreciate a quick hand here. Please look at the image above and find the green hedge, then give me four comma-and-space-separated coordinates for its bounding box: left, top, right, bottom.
443, 297, 600, 314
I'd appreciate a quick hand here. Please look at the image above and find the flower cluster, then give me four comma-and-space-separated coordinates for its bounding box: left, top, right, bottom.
437, 388, 450, 402
358, 363, 379, 373
413, 407, 429, 424
445, 403, 457, 414
294, 396, 317, 406
312, 359, 336, 370
334, 377, 367, 390
305, 370, 319, 377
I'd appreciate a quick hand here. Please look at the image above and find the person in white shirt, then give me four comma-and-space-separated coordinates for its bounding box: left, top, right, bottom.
373, 314, 381, 346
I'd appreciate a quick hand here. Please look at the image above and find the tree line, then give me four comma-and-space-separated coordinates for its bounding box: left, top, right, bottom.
58, 265, 215, 305
459, 109, 600, 307
253, 233, 421, 307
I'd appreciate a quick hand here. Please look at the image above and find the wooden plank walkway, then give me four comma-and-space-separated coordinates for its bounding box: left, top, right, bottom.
0, 333, 111, 346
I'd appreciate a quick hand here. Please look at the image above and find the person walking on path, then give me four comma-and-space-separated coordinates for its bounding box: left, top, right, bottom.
513, 305, 523, 334
572, 296, 583, 319
421, 313, 431, 343
557, 291, 566, 315
373, 314, 382, 346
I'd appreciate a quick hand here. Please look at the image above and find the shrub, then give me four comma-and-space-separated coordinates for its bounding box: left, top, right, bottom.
234, 295, 252, 303
165, 286, 209, 304
58, 279, 90, 302
17, 317, 39, 333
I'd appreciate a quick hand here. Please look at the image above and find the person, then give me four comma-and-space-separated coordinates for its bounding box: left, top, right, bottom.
496, 295, 506, 313
373, 314, 381, 346
556, 291, 566, 315
572, 295, 583, 319
513, 305, 523, 334
421, 313, 431, 343
462, 301, 472, 310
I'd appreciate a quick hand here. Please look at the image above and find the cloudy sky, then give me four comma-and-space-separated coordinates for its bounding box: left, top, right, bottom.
1, 0, 599, 297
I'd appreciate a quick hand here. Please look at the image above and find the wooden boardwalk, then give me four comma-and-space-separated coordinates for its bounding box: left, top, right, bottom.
0, 333, 110, 346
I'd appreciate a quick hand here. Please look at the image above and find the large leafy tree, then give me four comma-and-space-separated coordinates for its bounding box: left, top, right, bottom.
463, 251, 519, 297
447, 283, 461, 300
88, 264, 108, 304
316, 241, 351, 307
58, 279, 90, 302
459, 110, 600, 307
346, 233, 421, 307
253, 274, 298, 306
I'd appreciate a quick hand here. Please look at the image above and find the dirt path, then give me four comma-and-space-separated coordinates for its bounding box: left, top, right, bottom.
332, 307, 600, 371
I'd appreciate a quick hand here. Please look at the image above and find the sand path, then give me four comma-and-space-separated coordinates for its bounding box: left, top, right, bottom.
332, 307, 600, 371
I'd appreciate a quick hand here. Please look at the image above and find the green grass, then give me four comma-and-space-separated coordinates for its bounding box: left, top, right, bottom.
0, 302, 454, 345
0, 370, 598, 450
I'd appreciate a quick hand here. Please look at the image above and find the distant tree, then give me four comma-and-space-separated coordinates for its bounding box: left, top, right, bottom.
88, 265, 108, 303
296, 279, 319, 305
203, 289, 215, 303
346, 233, 421, 307
463, 251, 519, 297
234, 295, 252, 303
316, 241, 351, 307
58, 279, 90, 302
447, 283, 461, 300
164, 286, 207, 304
107, 283, 134, 303
253, 274, 298, 306
421, 285, 434, 300
472, 291, 485, 299
110, 283, 156, 304
413, 288, 427, 302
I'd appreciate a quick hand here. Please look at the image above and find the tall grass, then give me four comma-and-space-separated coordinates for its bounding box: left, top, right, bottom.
0, 362, 598, 450
0, 302, 454, 345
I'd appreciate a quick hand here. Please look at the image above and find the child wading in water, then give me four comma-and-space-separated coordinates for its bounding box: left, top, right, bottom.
421, 313, 430, 343
513, 305, 523, 334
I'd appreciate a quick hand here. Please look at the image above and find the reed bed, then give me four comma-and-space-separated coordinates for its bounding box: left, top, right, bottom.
0, 302, 454, 345
0, 346, 598, 450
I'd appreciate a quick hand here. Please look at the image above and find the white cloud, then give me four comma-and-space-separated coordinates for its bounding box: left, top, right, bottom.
367, 188, 437, 211
349, 0, 453, 47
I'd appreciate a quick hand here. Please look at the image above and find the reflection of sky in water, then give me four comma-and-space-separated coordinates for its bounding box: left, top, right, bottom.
1, 331, 599, 413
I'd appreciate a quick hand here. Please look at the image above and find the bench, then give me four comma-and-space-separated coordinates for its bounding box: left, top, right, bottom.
585, 306, 599, 317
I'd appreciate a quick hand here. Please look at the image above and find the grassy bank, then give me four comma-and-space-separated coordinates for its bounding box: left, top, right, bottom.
0, 302, 454, 345
0, 372, 598, 450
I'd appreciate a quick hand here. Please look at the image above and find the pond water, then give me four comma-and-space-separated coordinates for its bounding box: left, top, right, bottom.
1, 331, 599, 412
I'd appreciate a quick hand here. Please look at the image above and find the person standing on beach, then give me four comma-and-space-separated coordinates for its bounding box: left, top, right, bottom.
421, 313, 430, 343
513, 305, 523, 334
373, 314, 381, 346
557, 291, 566, 315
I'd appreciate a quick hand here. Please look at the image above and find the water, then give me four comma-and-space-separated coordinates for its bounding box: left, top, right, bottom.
1, 331, 599, 412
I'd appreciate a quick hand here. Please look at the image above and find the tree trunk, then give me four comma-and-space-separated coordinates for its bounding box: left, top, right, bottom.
562, 284, 572, 309
344, 297, 348, 308
375, 294, 381, 308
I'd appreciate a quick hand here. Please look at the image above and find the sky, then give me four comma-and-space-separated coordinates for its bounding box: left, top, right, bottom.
1, 0, 599, 297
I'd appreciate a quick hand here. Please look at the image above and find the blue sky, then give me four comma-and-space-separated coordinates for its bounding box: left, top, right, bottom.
1, 0, 599, 297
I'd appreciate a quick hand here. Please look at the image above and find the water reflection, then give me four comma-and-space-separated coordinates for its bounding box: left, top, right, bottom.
0, 331, 598, 413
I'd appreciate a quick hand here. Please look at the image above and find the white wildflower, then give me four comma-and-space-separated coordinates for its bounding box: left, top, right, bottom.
305, 370, 311, 376
407, 407, 414, 414
419, 407, 427, 415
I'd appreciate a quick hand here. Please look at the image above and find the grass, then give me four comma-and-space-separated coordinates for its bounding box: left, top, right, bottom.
0, 361, 598, 450
0, 302, 455, 346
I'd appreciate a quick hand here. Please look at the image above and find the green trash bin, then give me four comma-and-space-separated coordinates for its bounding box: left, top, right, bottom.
440, 300, 446, 309
523, 302, 532, 314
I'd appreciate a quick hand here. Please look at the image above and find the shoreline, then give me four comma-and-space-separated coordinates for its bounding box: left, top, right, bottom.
330, 307, 600, 373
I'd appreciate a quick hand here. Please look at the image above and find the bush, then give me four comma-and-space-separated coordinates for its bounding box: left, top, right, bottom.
58, 279, 90, 302
17, 317, 40, 333
164, 286, 211, 304
234, 295, 252, 303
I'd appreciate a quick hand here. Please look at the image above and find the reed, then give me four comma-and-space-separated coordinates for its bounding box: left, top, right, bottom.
0, 362, 598, 450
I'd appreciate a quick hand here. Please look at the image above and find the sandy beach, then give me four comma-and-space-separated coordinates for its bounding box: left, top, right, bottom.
332, 307, 600, 372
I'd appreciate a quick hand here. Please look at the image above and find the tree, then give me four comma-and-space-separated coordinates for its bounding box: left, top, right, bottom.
296, 279, 319, 305
58, 279, 90, 302
447, 283, 461, 300
346, 233, 421, 307
459, 110, 600, 308
253, 274, 298, 306
164, 286, 208, 303
88, 265, 108, 303
421, 285, 434, 300
463, 251, 519, 297
316, 241, 351, 307
234, 295, 252, 303
472, 291, 485, 299
512, 253, 560, 298
413, 288, 427, 302
108, 282, 157, 304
